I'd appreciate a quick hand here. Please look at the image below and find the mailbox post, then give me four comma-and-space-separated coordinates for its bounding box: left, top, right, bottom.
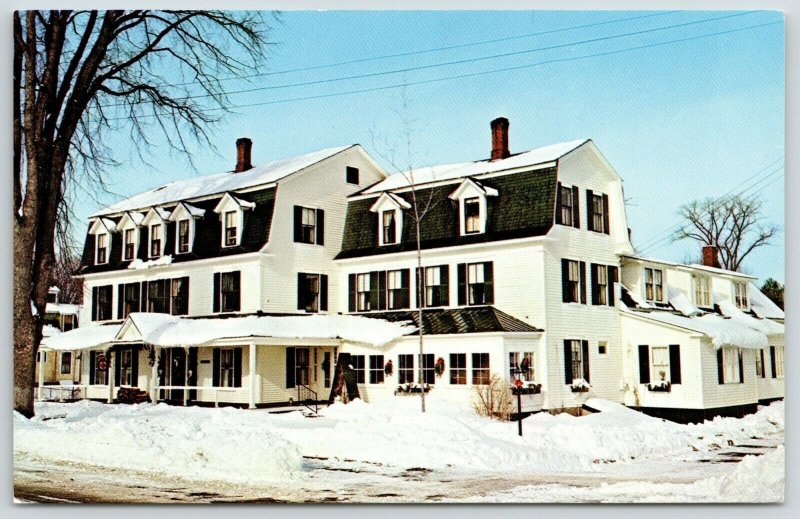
513, 368, 523, 436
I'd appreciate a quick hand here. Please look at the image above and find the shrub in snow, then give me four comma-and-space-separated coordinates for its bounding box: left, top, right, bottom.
471, 374, 513, 420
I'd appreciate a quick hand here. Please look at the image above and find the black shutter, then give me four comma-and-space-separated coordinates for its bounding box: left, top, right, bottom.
738, 350, 744, 384
293, 206, 302, 242
579, 261, 587, 304
138, 226, 149, 260
415, 267, 422, 308
555, 182, 563, 225
561, 259, 569, 303
440, 265, 450, 306
457, 263, 467, 305
348, 274, 356, 312
369, 272, 379, 311
400, 269, 410, 309
92, 287, 98, 321
297, 273, 305, 310
608, 266, 618, 307
114, 350, 121, 387
582, 340, 590, 383
89, 351, 96, 385
131, 348, 139, 387
602, 194, 610, 234
320, 275, 328, 311
212, 273, 220, 313
563, 340, 573, 384
638, 345, 650, 384
212, 348, 220, 387
483, 262, 494, 304
117, 285, 124, 319
669, 344, 681, 384
717, 349, 725, 384
760, 350, 766, 378
590, 264, 599, 305
286, 347, 296, 388
165, 279, 172, 315
586, 189, 594, 231
378, 271, 387, 310
770, 346, 777, 378
234, 348, 242, 388
232, 271, 241, 311
140, 281, 148, 312
571, 185, 580, 229
316, 209, 325, 245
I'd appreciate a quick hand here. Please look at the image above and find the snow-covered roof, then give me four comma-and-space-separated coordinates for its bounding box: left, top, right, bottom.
41, 324, 61, 339
622, 307, 771, 350
623, 255, 756, 279
42, 324, 121, 351
717, 299, 784, 336
686, 263, 757, 279
93, 146, 354, 216
168, 202, 206, 221
748, 282, 784, 320
363, 139, 588, 194
45, 302, 80, 316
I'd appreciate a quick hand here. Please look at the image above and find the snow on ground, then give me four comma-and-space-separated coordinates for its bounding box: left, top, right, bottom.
14, 397, 784, 501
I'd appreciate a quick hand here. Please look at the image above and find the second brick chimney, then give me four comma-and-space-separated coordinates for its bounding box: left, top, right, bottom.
490, 117, 510, 161
235, 137, 253, 173
702, 245, 721, 268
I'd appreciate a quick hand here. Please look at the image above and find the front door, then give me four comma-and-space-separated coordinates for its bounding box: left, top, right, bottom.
160, 348, 186, 402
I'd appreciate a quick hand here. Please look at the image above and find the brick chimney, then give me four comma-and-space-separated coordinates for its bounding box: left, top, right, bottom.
235, 137, 253, 173
702, 245, 721, 268
490, 117, 510, 161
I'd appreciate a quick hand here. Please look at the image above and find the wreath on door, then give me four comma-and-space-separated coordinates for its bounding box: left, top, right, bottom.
434, 357, 445, 377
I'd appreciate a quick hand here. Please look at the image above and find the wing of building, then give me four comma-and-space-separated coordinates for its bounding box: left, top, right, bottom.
43, 119, 784, 422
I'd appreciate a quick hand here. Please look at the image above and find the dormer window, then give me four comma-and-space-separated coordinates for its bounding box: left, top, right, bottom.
150, 224, 162, 257
644, 267, 664, 302
96, 234, 108, 264
694, 275, 711, 307
370, 192, 409, 247
556, 183, 579, 229
464, 197, 480, 234
178, 220, 190, 253
124, 229, 135, 261
224, 211, 237, 247
734, 281, 749, 310
587, 190, 609, 234
169, 202, 204, 255
449, 178, 497, 236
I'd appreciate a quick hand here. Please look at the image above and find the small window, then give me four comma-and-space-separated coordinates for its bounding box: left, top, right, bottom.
356, 274, 370, 312
119, 349, 133, 386
559, 185, 574, 226
61, 351, 72, 375
382, 210, 397, 245
509, 352, 534, 381
301, 208, 316, 244
346, 166, 360, 185
644, 267, 664, 302
37, 351, 47, 363
464, 197, 480, 234
694, 275, 711, 307
96, 233, 108, 264
598, 341, 607, 355
62, 314, 76, 332
450, 353, 467, 385
471, 353, 490, 385
755, 350, 764, 377
178, 220, 190, 253
734, 282, 749, 310
398, 354, 414, 384
350, 355, 365, 384
651, 346, 670, 382
369, 355, 385, 384
150, 224, 162, 258
419, 353, 435, 385
224, 211, 237, 247
722, 347, 742, 383
124, 229, 135, 261
219, 348, 236, 387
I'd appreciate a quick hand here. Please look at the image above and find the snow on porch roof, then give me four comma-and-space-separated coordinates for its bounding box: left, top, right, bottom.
44, 312, 417, 351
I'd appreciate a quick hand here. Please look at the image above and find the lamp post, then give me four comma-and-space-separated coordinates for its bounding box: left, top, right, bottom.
513, 368, 523, 436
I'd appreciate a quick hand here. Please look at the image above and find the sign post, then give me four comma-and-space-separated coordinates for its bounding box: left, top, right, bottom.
513, 369, 523, 437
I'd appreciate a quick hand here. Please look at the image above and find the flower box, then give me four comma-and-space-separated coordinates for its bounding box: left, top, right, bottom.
569, 379, 592, 393
511, 383, 542, 395
394, 383, 431, 396
647, 381, 672, 392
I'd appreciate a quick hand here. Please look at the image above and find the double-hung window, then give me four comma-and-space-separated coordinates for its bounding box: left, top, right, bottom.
219, 348, 235, 387
387, 270, 405, 310
563, 260, 582, 303
559, 185, 574, 226
591, 193, 604, 232
471, 353, 490, 385
369, 355, 385, 384
419, 353, 435, 385
171, 277, 189, 316
592, 264, 608, 305
121, 283, 141, 318
450, 353, 467, 385
398, 354, 414, 384
148, 280, 169, 313
356, 274, 370, 312
178, 220, 190, 253
569, 340, 583, 383
351, 355, 365, 384
224, 211, 237, 247
92, 352, 107, 385
651, 346, 670, 382
734, 282, 749, 310
220, 272, 240, 313
93, 285, 113, 321
721, 347, 742, 384
150, 224, 162, 258
124, 229, 135, 261
119, 349, 133, 386
694, 275, 711, 307
301, 207, 316, 244
424, 265, 448, 307
644, 267, 664, 302
298, 273, 321, 313
382, 210, 397, 245
96, 234, 108, 264
60, 352, 72, 375
464, 197, 480, 234
466, 263, 489, 305
509, 352, 534, 381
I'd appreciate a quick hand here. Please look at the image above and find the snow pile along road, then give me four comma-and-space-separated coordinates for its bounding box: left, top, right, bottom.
14, 401, 303, 484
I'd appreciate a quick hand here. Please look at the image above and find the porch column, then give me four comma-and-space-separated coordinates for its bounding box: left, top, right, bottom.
37, 352, 45, 401
150, 346, 160, 404
107, 350, 114, 403
249, 342, 257, 409
184, 347, 190, 407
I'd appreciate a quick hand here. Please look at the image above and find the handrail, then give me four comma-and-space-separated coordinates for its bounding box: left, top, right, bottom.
296, 384, 318, 414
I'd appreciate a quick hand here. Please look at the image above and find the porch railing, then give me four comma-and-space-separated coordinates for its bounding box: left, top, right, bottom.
297, 384, 319, 414
157, 385, 249, 407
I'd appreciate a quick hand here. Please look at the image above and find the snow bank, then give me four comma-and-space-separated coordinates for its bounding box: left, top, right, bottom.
14, 402, 303, 484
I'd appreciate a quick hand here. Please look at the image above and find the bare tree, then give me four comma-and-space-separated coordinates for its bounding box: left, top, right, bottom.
14, 10, 270, 417
674, 194, 777, 272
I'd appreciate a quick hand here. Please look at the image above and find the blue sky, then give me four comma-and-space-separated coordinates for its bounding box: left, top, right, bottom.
78, 10, 785, 283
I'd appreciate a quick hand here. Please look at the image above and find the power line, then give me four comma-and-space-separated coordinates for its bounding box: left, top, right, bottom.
634, 156, 784, 251
103, 11, 756, 109
101, 19, 782, 122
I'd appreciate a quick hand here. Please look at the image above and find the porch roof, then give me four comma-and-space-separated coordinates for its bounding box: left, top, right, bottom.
41, 312, 417, 351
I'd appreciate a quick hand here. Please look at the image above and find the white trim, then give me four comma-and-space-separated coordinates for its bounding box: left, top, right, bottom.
76, 252, 263, 279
